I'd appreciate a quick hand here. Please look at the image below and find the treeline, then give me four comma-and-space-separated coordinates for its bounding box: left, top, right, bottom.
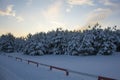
0, 24, 120, 56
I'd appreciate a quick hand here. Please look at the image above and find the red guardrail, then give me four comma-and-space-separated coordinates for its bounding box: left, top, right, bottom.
16, 57, 22, 62
39, 63, 50, 67
98, 76, 115, 80
2, 54, 116, 80
27, 60, 39, 67
50, 66, 69, 76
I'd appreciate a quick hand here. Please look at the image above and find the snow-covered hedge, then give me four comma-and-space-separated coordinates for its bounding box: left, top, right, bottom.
0, 25, 120, 56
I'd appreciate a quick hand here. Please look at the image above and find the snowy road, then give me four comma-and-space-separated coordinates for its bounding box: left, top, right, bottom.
0, 53, 120, 80
0, 55, 87, 80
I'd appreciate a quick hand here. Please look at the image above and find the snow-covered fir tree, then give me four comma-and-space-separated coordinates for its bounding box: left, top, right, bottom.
115, 29, 120, 51
91, 25, 117, 55
47, 28, 67, 55
0, 33, 15, 53
14, 37, 25, 52
23, 33, 46, 56
0, 24, 120, 56
67, 32, 82, 55
78, 30, 95, 56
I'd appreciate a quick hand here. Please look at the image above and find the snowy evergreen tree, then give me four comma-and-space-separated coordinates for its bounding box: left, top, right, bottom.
98, 41, 116, 55
67, 32, 82, 55
0, 33, 15, 53
14, 37, 25, 52
0, 24, 119, 56
91, 25, 117, 55
23, 33, 46, 56
115, 29, 120, 51
24, 41, 44, 56
47, 28, 67, 55
78, 30, 95, 56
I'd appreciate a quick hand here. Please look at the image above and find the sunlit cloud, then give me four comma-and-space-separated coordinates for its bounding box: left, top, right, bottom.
42, 1, 62, 21
66, 0, 94, 12
41, 0, 64, 30
67, 0, 94, 6
86, 8, 112, 26
99, 0, 116, 6
0, 5, 24, 22
0, 5, 15, 16
99, 0, 120, 12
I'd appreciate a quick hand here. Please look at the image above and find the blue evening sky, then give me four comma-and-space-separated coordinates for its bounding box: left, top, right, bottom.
0, 0, 120, 37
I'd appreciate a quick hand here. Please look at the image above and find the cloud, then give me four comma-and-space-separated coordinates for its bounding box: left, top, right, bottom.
99, 0, 116, 6
40, 1, 70, 30
86, 8, 112, 25
99, 0, 120, 12
66, 0, 94, 12
41, 0, 63, 27
0, 5, 24, 22
42, 1, 62, 21
67, 0, 94, 6
0, 5, 15, 16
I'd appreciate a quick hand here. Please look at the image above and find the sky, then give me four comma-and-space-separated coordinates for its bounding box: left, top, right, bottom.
0, 0, 120, 37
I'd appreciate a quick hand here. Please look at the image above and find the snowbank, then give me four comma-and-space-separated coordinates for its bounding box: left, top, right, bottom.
0, 52, 120, 80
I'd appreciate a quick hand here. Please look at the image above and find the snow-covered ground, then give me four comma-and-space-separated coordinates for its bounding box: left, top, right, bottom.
0, 52, 120, 80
